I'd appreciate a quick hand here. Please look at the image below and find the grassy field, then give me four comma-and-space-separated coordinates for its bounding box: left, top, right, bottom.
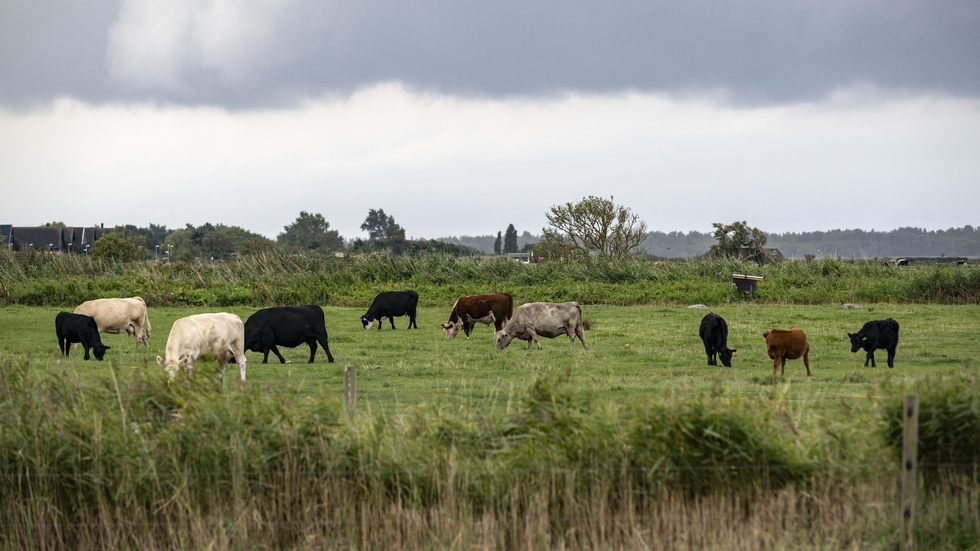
3, 302, 979, 549
4, 302, 978, 414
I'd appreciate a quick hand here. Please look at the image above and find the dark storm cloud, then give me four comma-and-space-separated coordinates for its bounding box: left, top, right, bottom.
2, 0, 979, 109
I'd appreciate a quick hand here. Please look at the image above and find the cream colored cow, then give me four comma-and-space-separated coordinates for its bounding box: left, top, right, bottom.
156, 313, 247, 383
73, 297, 151, 347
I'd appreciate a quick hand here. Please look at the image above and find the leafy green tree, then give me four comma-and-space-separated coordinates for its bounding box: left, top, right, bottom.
239, 236, 277, 256
278, 211, 344, 252
538, 196, 648, 259
711, 221, 768, 258
504, 224, 519, 254
360, 209, 395, 241
383, 223, 408, 254
494, 232, 502, 254
90, 232, 145, 262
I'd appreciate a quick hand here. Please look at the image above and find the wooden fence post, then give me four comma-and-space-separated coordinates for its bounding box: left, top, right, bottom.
900, 394, 919, 551
343, 365, 356, 420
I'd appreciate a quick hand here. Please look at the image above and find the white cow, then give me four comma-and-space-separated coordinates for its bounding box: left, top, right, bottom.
156, 313, 247, 382
73, 297, 152, 347
495, 302, 588, 350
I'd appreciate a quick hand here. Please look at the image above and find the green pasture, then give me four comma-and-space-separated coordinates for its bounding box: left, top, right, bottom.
4, 302, 978, 417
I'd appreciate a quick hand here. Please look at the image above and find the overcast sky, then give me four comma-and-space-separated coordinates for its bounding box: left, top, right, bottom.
2, 1, 978, 242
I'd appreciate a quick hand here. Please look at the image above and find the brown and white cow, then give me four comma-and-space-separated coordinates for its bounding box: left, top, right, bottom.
763, 327, 811, 376
442, 292, 513, 340
495, 302, 587, 350
73, 297, 152, 347
156, 313, 247, 383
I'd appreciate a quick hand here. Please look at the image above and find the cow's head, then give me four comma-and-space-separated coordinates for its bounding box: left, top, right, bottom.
442, 320, 462, 340
156, 356, 187, 381
495, 330, 515, 350
93, 344, 111, 361
361, 316, 373, 330
719, 347, 736, 368
847, 332, 865, 353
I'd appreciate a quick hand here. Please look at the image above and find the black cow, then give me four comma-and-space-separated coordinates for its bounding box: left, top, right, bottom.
243, 305, 335, 364
699, 312, 736, 367
361, 290, 419, 330
848, 318, 899, 368
56, 312, 111, 360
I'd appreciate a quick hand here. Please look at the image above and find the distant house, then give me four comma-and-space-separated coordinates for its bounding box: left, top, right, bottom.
4, 225, 108, 252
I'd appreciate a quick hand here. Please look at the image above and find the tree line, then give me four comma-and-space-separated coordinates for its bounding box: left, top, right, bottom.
640, 225, 980, 259
27, 201, 978, 262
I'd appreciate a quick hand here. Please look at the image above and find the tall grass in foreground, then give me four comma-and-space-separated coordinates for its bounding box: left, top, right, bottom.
2, 360, 978, 550
3, 248, 980, 307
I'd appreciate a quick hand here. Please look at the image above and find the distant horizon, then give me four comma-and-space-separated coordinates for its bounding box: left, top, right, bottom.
4, 221, 978, 244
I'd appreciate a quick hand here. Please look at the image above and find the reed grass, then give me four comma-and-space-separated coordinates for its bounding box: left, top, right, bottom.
3, 248, 979, 307
2, 359, 978, 549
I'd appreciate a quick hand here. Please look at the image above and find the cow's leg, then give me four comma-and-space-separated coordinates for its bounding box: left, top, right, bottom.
409, 314, 418, 329
773, 356, 781, 376
803, 351, 812, 377
262, 349, 271, 364
306, 340, 318, 363
316, 335, 335, 363
268, 345, 286, 364
886, 347, 896, 368
83, 343, 92, 360
866, 350, 876, 368
705, 346, 716, 365
389, 316, 397, 330
532, 331, 542, 350
576, 326, 588, 350
234, 351, 247, 382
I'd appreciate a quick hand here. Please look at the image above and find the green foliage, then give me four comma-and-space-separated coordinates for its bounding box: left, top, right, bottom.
360, 208, 396, 241
277, 211, 344, 252
879, 372, 980, 489
503, 224, 518, 254
539, 195, 648, 259
89, 231, 145, 262
4, 247, 980, 307
710, 220, 768, 260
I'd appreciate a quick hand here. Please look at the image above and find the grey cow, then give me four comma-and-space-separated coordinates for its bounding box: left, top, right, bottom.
495, 302, 588, 350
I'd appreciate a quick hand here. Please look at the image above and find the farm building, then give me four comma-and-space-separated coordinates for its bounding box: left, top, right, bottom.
3, 225, 108, 252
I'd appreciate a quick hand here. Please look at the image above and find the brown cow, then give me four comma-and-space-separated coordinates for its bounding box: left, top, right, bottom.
442, 292, 514, 340
763, 327, 811, 376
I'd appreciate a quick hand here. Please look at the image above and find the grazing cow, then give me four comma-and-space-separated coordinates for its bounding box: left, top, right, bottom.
156, 313, 247, 382
361, 290, 419, 330
763, 327, 811, 376
699, 313, 736, 367
848, 318, 899, 368
243, 305, 335, 364
56, 312, 111, 360
73, 297, 151, 347
495, 302, 588, 350
442, 292, 514, 340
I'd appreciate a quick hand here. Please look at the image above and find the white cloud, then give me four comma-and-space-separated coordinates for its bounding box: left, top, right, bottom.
1, 85, 978, 239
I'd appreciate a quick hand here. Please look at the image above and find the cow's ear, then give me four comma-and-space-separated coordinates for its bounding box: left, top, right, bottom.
104, 346, 111, 350
730, 349, 737, 354
156, 356, 166, 366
